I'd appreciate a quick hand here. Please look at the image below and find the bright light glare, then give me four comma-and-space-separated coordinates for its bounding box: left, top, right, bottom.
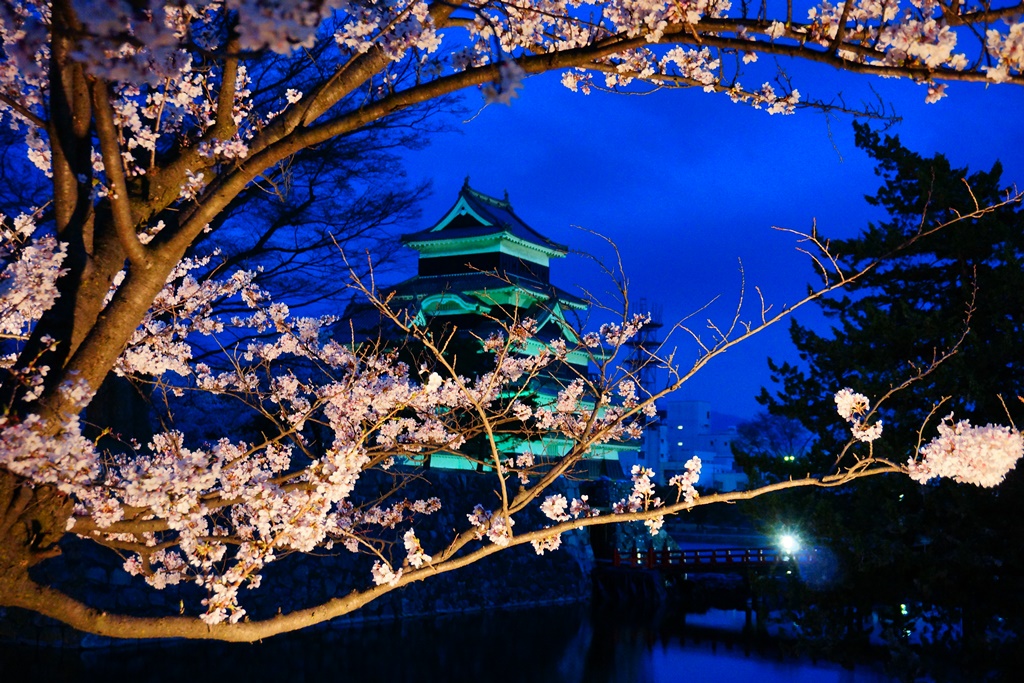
779, 534, 800, 554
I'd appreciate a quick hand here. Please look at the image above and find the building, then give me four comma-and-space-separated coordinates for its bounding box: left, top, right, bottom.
343, 180, 632, 475
622, 400, 748, 491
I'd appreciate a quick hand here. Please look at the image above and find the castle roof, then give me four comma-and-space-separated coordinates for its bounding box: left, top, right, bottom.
387, 271, 588, 310
400, 180, 568, 257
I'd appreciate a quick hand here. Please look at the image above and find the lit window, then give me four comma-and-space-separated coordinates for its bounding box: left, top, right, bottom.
677, 442, 683, 447
676, 425, 683, 430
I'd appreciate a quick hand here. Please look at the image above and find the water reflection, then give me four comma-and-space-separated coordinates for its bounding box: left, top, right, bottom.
1, 604, 896, 683
579, 606, 894, 683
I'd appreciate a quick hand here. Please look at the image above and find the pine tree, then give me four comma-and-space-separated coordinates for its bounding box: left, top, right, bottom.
764, 123, 1024, 466
756, 126, 1024, 648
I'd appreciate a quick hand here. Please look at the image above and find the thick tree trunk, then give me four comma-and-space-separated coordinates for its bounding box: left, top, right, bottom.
4, 2, 130, 409
0, 470, 72, 599
14, 220, 128, 397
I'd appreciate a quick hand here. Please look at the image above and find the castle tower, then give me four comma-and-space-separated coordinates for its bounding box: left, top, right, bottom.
344, 182, 632, 476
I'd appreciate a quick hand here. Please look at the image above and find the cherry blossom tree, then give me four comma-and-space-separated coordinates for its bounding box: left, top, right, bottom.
1, 0, 1023, 641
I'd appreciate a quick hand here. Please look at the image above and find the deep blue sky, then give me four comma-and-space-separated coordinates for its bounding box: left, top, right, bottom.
399, 62, 1024, 420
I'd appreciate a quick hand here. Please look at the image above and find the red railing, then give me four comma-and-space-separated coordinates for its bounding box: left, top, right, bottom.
608, 547, 810, 570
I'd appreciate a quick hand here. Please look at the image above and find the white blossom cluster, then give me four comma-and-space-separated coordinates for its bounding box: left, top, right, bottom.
530, 533, 563, 554
834, 387, 883, 443
806, 0, 966, 70
116, 257, 266, 379
985, 20, 1024, 83
368, 524, 437, 586
3, 218, 584, 623
612, 464, 668, 535
0, 407, 99, 500
599, 313, 651, 347
2, 0, 1019, 191
534, 375, 654, 444
540, 493, 571, 521
370, 559, 403, 587
908, 415, 1024, 488
539, 492, 597, 523
467, 504, 515, 546
532, 494, 596, 554
503, 450, 536, 484
0, 212, 66, 344
799, 0, 1024, 98
668, 455, 701, 505
402, 528, 432, 568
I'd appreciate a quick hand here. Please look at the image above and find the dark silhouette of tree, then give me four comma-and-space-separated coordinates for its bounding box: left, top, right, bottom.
732, 412, 813, 485
763, 124, 1024, 463
755, 126, 1024, 664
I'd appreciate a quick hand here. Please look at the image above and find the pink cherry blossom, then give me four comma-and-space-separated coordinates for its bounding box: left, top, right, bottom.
908, 415, 1023, 488
540, 493, 571, 522
834, 388, 883, 443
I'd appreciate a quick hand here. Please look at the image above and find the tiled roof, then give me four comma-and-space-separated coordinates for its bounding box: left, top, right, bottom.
387, 271, 588, 309
400, 182, 568, 255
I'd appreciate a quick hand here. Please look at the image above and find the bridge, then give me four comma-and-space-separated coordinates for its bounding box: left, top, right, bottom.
601, 546, 813, 574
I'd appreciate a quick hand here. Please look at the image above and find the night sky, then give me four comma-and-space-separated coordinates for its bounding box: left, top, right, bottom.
399, 63, 1024, 420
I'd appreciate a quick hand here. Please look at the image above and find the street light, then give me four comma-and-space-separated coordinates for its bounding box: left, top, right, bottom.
778, 533, 800, 556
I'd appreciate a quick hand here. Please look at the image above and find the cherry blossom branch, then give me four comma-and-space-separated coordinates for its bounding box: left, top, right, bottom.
89, 78, 150, 267
1, 459, 903, 643
946, 2, 1024, 25
0, 92, 46, 129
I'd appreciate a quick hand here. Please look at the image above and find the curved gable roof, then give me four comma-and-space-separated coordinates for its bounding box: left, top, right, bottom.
401, 181, 568, 257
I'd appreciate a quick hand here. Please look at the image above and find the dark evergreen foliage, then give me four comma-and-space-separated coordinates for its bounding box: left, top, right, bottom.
763, 123, 1024, 466
744, 126, 1024, 678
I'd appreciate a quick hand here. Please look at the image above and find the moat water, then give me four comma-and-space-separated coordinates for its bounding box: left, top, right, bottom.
1, 603, 899, 683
